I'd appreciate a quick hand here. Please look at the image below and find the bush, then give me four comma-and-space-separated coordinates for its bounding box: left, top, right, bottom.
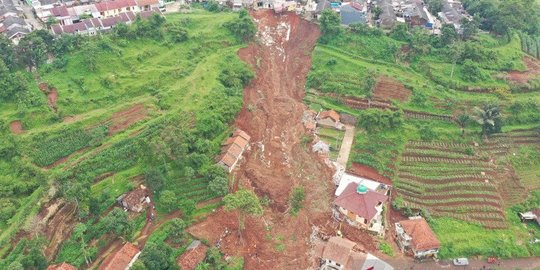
289, 186, 305, 216
379, 242, 394, 256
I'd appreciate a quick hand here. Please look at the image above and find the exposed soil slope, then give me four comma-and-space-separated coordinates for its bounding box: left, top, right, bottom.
190, 10, 338, 269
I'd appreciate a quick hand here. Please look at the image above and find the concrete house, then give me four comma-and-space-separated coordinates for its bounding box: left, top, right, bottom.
315, 236, 394, 270
340, 3, 366, 26
218, 129, 250, 173
99, 242, 141, 270
95, 0, 139, 18
317, 110, 343, 130
116, 185, 150, 213
395, 217, 441, 259
334, 183, 388, 234
137, 0, 159, 11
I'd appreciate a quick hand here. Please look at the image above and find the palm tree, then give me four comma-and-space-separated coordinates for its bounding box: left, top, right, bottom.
456, 114, 470, 137
472, 103, 502, 136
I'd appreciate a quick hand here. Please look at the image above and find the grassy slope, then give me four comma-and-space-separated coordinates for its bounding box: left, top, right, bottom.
306, 29, 540, 259
0, 10, 246, 262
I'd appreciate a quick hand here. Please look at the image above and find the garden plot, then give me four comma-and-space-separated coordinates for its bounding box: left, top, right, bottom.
395, 141, 510, 229
317, 127, 345, 161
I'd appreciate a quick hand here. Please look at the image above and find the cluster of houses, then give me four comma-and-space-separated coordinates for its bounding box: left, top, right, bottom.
315, 236, 394, 270
375, 0, 469, 31
314, 0, 369, 26
30, 0, 164, 35
0, 0, 32, 43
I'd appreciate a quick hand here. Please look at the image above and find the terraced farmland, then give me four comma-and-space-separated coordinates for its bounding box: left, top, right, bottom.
395, 141, 510, 229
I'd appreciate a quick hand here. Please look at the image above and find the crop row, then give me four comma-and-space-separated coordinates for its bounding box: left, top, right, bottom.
401, 156, 491, 166
399, 193, 502, 207
396, 184, 499, 198
396, 178, 496, 190
402, 149, 472, 159
399, 172, 493, 181
398, 164, 491, 173
407, 141, 471, 149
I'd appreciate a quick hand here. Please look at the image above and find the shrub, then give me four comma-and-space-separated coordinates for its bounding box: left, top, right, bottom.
289, 186, 305, 216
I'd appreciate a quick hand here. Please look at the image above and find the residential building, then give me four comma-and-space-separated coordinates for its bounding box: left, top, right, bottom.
116, 185, 151, 213
47, 262, 77, 270
176, 240, 208, 270
339, 2, 366, 26
395, 217, 441, 259
316, 110, 343, 130
50, 8, 161, 35
438, 0, 467, 30
519, 209, 540, 225
335, 172, 391, 197
95, 0, 138, 18
314, 236, 394, 270
334, 182, 388, 234
403, 3, 433, 29
218, 129, 251, 173
0, 0, 31, 42
99, 242, 141, 270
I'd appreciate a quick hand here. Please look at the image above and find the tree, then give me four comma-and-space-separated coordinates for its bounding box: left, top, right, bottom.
0, 35, 15, 69
390, 23, 410, 41
224, 12, 256, 42
73, 223, 93, 266
160, 190, 178, 212
372, 6, 383, 20
319, 9, 341, 41
17, 33, 47, 71
169, 24, 189, 43
224, 189, 263, 232
439, 24, 458, 46
209, 176, 229, 197
456, 114, 470, 136
114, 23, 131, 39
462, 59, 483, 82
101, 208, 133, 238
289, 186, 305, 216
461, 15, 479, 40
144, 169, 165, 195
425, 0, 443, 13
473, 103, 502, 136
179, 196, 196, 217
140, 242, 174, 270
168, 218, 187, 238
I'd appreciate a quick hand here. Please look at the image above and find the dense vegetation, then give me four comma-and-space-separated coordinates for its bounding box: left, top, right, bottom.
0, 9, 255, 268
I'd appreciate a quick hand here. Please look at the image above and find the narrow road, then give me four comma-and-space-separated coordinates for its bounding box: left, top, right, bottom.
386, 256, 540, 270
336, 125, 355, 166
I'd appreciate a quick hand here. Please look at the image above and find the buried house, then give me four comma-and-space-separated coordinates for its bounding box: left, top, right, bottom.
519, 209, 540, 225
395, 217, 441, 259
116, 185, 151, 213
218, 129, 251, 173
317, 110, 344, 130
315, 236, 394, 270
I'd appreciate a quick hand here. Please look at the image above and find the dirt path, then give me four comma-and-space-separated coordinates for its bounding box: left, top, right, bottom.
190, 10, 336, 269
336, 125, 355, 166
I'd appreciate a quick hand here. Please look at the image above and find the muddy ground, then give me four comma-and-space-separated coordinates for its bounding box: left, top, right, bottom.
189, 10, 345, 269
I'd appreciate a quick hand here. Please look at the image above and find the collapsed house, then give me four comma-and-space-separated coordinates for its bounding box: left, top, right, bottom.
314, 236, 394, 270
116, 185, 151, 213
519, 209, 540, 225
218, 129, 251, 173
317, 110, 344, 130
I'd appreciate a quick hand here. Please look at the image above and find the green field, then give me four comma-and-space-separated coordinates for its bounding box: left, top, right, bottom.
0, 9, 254, 268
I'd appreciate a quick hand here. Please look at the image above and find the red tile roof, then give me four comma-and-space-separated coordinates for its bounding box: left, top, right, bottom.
99, 242, 140, 270
51, 6, 69, 17
319, 110, 340, 122
47, 262, 77, 270
95, 0, 137, 12
176, 242, 208, 270
399, 218, 441, 251
219, 129, 250, 169
334, 183, 388, 221
136, 0, 158, 6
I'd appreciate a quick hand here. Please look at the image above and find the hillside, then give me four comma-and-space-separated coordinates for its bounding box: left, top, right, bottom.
306, 13, 540, 259
0, 10, 253, 269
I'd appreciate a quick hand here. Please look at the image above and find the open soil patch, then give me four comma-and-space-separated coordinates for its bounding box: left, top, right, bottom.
348, 163, 392, 185
373, 76, 411, 102
38, 82, 58, 111
507, 56, 540, 84
10, 120, 24, 134
108, 104, 147, 135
